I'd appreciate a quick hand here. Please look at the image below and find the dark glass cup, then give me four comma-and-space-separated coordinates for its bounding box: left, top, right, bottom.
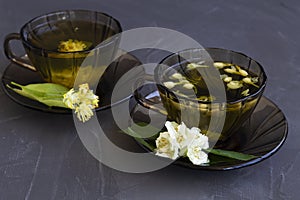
4, 10, 122, 88
135, 48, 267, 145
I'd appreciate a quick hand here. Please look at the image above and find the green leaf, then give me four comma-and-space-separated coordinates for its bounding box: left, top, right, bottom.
134, 137, 156, 152
7, 82, 69, 108
123, 123, 160, 139
205, 148, 258, 161
121, 124, 158, 152
124, 127, 156, 151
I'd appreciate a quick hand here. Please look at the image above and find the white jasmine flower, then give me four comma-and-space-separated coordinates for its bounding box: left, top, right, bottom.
176, 124, 201, 156
165, 121, 179, 139
187, 144, 209, 165
176, 122, 188, 147
186, 132, 209, 165
155, 131, 179, 160
155, 121, 210, 165
63, 83, 99, 122
192, 132, 209, 150
176, 122, 192, 156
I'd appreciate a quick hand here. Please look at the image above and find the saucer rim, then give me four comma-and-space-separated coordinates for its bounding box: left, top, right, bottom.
133, 96, 288, 171
1, 53, 140, 114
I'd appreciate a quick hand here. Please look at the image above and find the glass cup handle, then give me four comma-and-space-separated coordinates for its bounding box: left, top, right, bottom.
133, 83, 168, 116
4, 33, 36, 71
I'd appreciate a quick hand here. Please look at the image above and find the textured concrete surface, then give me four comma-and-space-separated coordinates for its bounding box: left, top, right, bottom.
0, 0, 299, 199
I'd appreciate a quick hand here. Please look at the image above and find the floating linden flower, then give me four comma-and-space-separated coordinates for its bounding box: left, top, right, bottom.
58, 39, 87, 52
75, 103, 94, 122
163, 81, 176, 89
227, 80, 243, 89
63, 88, 79, 109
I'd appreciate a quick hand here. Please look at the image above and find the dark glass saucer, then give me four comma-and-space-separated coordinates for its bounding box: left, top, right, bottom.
130, 87, 288, 170
1, 53, 142, 113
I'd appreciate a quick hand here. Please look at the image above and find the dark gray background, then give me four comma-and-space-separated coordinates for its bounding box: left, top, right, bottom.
0, 0, 299, 199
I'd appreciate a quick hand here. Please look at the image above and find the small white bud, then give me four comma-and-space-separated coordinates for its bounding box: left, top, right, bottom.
223, 77, 232, 82
171, 73, 183, 80
239, 69, 248, 76
187, 63, 209, 69
183, 83, 194, 89
214, 62, 226, 68
224, 68, 237, 74
242, 77, 252, 84
164, 81, 176, 89
227, 81, 243, 89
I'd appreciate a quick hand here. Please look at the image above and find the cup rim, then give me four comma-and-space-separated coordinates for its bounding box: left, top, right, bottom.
19, 9, 122, 54
155, 47, 268, 105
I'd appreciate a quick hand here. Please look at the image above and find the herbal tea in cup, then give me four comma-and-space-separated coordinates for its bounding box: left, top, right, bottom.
4, 10, 122, 88
136, 48, 267, 145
